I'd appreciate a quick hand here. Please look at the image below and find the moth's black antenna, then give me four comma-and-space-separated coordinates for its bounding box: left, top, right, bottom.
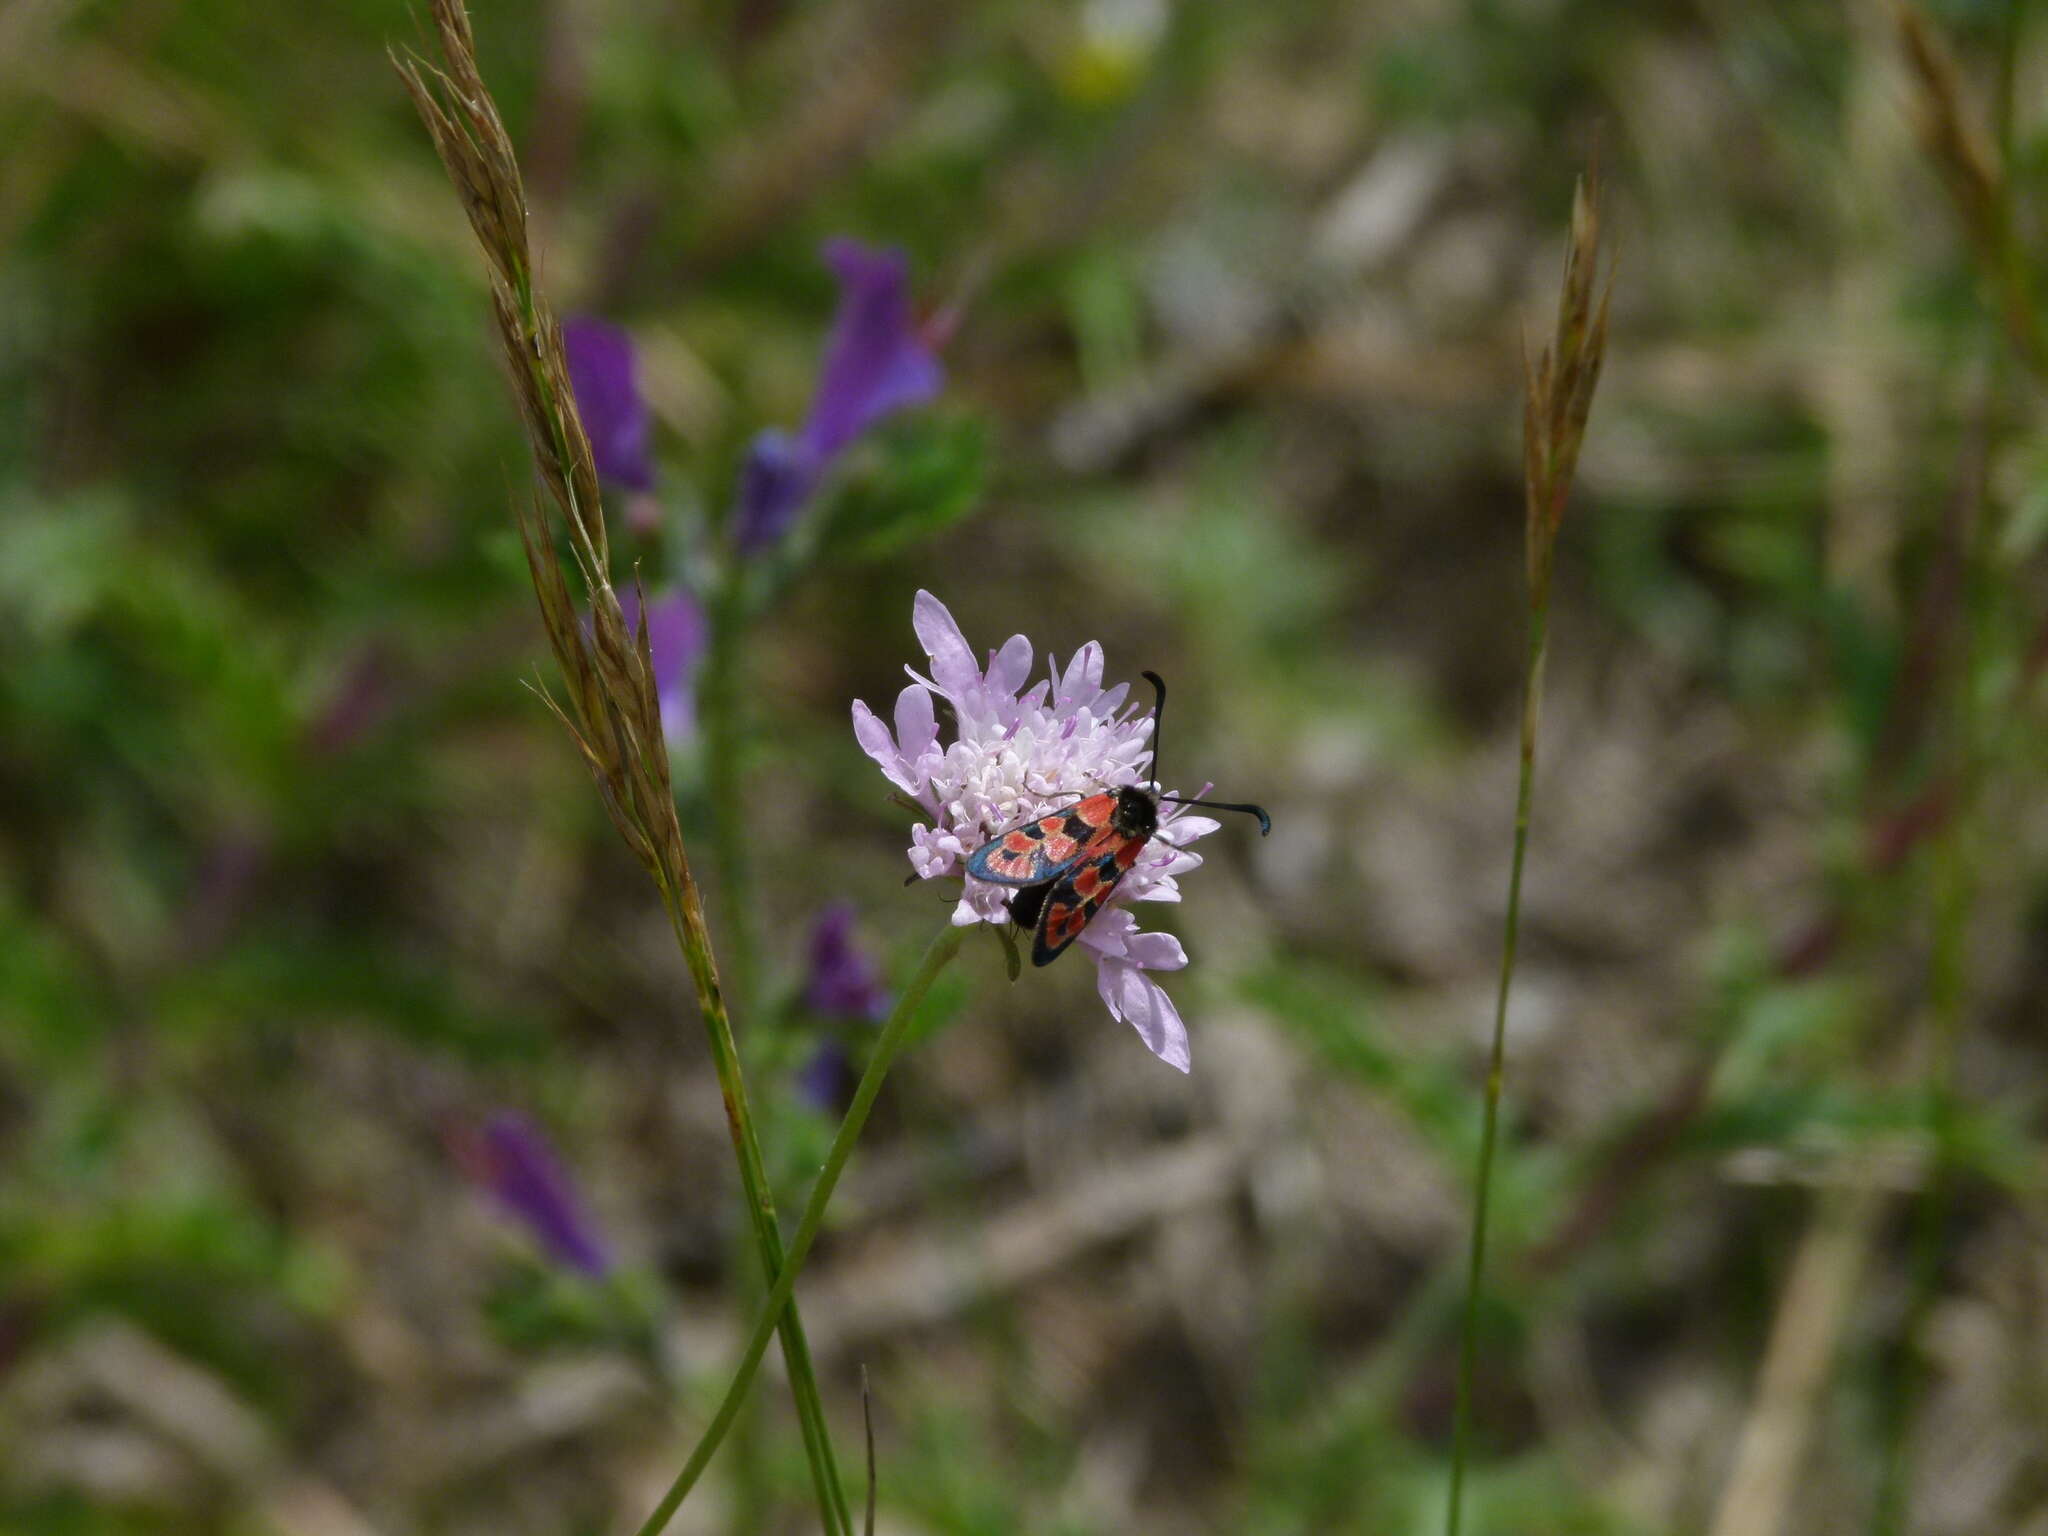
1160, 794, 1272, 836
1142, 669, 1169, 782
1142, 669, 1271, 834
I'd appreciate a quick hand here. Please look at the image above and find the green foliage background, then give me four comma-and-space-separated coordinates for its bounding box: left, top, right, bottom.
3, 1, 2046, 1532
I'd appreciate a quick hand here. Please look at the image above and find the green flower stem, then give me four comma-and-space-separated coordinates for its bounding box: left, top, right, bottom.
701, 571, 762, 1013
514, 224, 846, 1536
692, 575, 787, 1535
655, 881, 852, 1536
633, 919, 969, 1536
1445, 595, 1550, 1536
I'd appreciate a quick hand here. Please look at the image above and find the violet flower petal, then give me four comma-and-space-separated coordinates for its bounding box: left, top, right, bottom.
795, 1040, 857, 1114
892, 682, 938, 767
1094, 958, 1191, 1073
1055, 642, 1104, 709
477, 1112, 612, 1276
986, 633, 1034, 698
732, 427, 823, 554
564, 317, 654, 493
853, 699, 922, 794
1122, 929, 1189, 971
805, 903, 891, 1020
1145, 842, 1209, 886
802, 239, 944, 462
911, 589, 983, 701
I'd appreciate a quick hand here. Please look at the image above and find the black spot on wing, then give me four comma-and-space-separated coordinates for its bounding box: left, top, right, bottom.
969, 811, 1098, 886
1029, 852, 1133, 966
1030, 900, 1076, 966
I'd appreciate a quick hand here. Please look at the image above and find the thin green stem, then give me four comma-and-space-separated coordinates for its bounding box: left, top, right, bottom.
1874, 403, 2004, 1536
1876, 5, 2023, 1511
633, 920, 969, 1536
691, 574, 789, 1535
1988, 1, 2045, 379
702, 571, 761, 1012
656, 883, 852, 1536
1445, 600, 1550, 1536
515, 218, 846, 1536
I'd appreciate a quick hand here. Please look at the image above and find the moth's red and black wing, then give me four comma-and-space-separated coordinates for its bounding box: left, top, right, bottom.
966, 793, 1117, 886
1031, 826, 1150, 966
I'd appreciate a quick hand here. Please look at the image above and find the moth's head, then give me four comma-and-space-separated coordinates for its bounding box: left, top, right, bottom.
1112, 784, 1160, 839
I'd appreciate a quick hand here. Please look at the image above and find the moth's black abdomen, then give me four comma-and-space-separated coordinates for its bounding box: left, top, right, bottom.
1009, 881, 1052, 932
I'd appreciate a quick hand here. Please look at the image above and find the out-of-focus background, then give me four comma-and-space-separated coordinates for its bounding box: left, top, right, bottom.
4, 0, 2047, 1532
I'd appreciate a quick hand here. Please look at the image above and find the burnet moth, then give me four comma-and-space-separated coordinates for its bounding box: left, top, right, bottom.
964, 671, 1270, 966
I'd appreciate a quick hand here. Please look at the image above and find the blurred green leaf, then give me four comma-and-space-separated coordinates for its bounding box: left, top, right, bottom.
811, 415, 989, 565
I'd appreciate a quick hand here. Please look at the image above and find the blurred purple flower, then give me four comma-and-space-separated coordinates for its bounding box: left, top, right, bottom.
462, 1111, 611, 1277
733, 239, 944, 552
805, 902, 891, 1021
564, 316, 654, 493
794, 905, 889, 1114
616, 586, 708, 744
734, 428, 813, 551
803, 240, 945, 460
795, 1041, 857, 1115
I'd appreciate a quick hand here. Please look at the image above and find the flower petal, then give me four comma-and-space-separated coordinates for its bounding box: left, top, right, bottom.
1123, 929, 1188, 971
563, 317, 654, 492
794, 1040, 856, 1114
803, 240, 944, 462
852, 699, 920, 794
733, 427, 821, 553
1056, 642, 1103, 707
986, 633, 1033, 698
1147, 845, 1204, 878
1156, 813, 1221, 844
469, 1112, 612, 1276
1077, 906, 1135, 959
913, 589, 981, 698
1094, 957, 1191, 1072
805, 902, 891, 1020
893, 682, 937, 764
910, 823, 964, 875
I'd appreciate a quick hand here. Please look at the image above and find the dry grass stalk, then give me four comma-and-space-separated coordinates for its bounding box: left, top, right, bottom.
1896, 6, 2002, 273
390, 2, 673, 889
390, 4, 853, 1530
1446, 157, 1613, 1536
1523, 159, 1614, 597
1895, 4, 2046, 375
1707, 1186, 1885, 1536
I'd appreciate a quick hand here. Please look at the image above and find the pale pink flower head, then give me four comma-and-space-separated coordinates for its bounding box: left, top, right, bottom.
852, 590, 1223, 1072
